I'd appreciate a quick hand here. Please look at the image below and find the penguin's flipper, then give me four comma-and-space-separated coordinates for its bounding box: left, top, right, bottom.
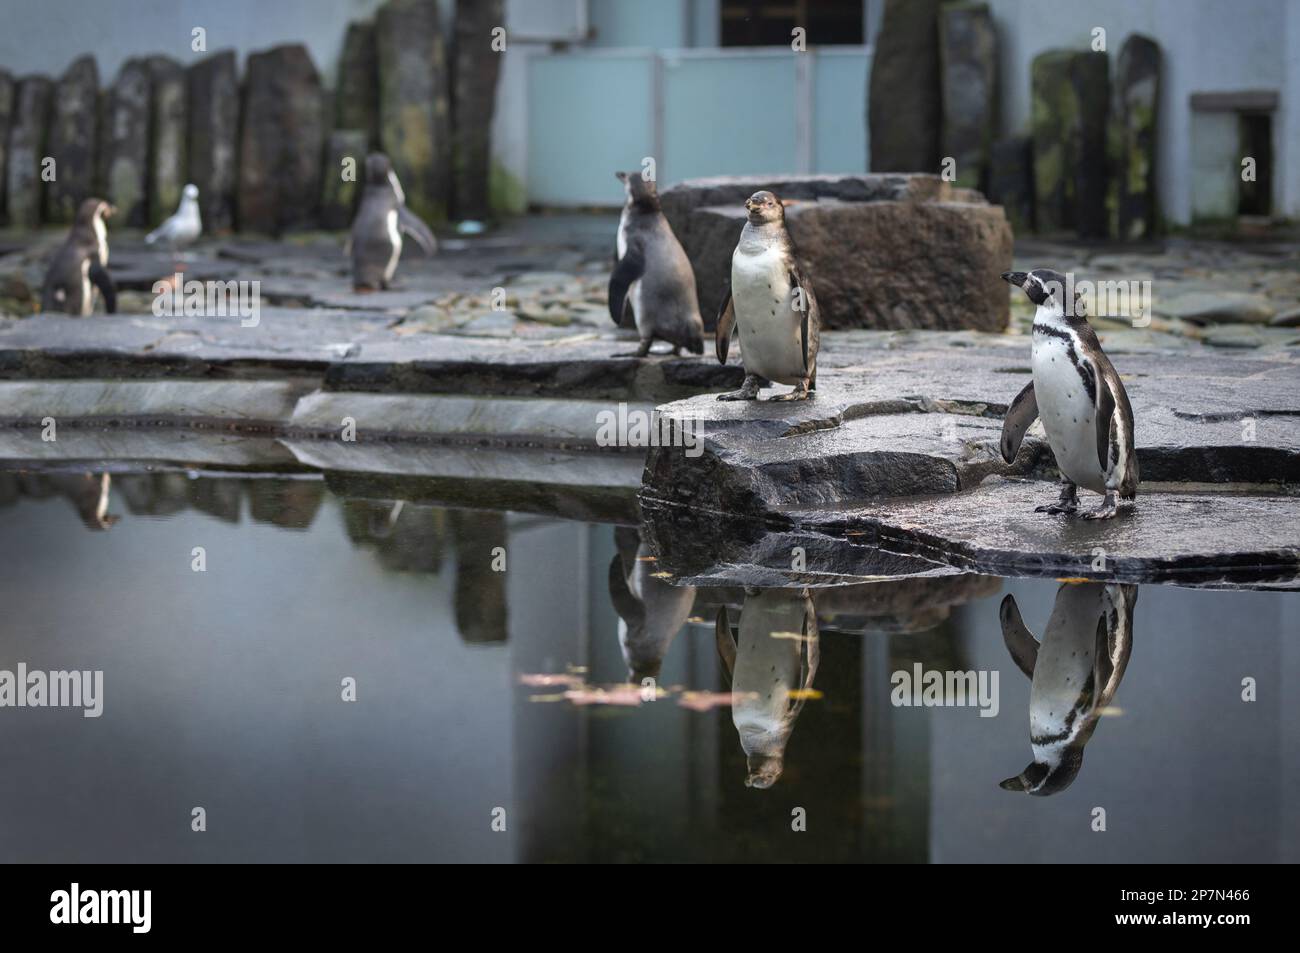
999, 594, 1039, 679
608, 243, 645, 325
1091, 614, 1114, 714
397, 206, 437, 255
612, 526, 641, 573
714, 605, 737, 687
89, 263, 117, 314
607, 555, 645, 630
786, 603, 820, 719
1000, 381, 1039, 464
789, 268, 815, 374
715, 284, 735, 364
1094, 371, 1117, 471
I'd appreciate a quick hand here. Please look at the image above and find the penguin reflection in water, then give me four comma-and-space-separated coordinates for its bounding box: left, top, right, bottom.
999, 582, 1137, 795
715, 588, 820, 789
607, 171, 705, 357
41, 198, 117, 315
1000, 269, 1138, 520
716, 191, 820, 401
606, 527, 697, 682
349, 153, 437, 291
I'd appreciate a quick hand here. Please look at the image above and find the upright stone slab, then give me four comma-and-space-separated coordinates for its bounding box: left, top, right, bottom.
1109, 34, 1160, 240
101, 58, 151, 227
238, 44, 325, 234
867, 0, 941, 173
375, 0, 451, 222
43, 55, 99, 223
987, 136, 1034, 234
147, 56, 187, 226
186, 50, 239, 234
0, 70, 16, 224
1031, 49, 1110, 238
938, 2, 997, 190
452, 0, 504, 221
6, 75, 53, 228
320, 129, 369, 229
337, 20, 379, 146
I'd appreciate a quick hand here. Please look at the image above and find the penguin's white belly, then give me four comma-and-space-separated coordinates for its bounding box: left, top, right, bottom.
731, 606, 803, 748
732, 248, 803, 385
1033, 334, 1105, 492
384, 210, 402, 281
1029, 622, 1097, 741
79, 259, 93, 315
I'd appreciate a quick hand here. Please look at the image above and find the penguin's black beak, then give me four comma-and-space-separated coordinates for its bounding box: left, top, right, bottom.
1002, 271, 1028, 287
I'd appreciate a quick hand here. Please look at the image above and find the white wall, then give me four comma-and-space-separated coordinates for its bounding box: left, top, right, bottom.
984, 0, 1294, 223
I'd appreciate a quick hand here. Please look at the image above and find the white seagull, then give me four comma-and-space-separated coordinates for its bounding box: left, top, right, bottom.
146, 183, 202, 257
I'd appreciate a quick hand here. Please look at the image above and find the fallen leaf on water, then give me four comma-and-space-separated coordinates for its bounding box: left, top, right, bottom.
636, 555, 657, 562
786, 689, 824, 701
528, 693, 568, 703
677, 691, 759, 712
770, 630, 815, 642
651, 571, 673, 579
518, 672, 583, 688
1099, 705, 1124, 717
1056, 577, 1092, 584
564, 684, 644, 706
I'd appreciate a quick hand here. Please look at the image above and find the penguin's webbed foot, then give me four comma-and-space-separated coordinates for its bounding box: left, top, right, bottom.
1081, 491, 1120, 521
1036, 482, 1078, 515
717, 375, 762, 401
768, 381, 812, 401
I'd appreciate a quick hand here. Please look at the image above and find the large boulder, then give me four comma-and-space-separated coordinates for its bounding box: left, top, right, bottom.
660, 174, 1012, 332
451, 0, 504, 221
0, 70, 14, 223
375, 0, 451, 222
337, 20, 379, 146
100, 58, 151, 227
938, 2, 997, 190
320, 129, 369, 229
44, 55, 99, 224
1031, 49, 1110, 238
146, 56, 187, 226
186, 51, 239, 234
1109, 34, 1161, 240
238, 44, 325, 234
867, 0, 941, 173
6, 75, 53, 228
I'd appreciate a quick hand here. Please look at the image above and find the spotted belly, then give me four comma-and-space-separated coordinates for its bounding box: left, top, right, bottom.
1032, 334, 1106, 492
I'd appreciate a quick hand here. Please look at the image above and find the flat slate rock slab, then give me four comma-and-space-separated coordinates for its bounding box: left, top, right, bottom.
814, 477, 1300, 587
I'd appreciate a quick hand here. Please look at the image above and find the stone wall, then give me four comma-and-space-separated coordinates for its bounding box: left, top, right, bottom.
0, 0, 500, 234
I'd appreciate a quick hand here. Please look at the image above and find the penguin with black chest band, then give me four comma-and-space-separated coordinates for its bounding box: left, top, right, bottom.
999, 582, 1137, 795
608, 171, 705, 357
349, 153, 437, 291
715, 191, 820, 400
1000, 268, 1138, 520
41, 198, 117, 315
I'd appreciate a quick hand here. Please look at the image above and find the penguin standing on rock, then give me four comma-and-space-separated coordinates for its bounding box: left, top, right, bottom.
715, 190, 820, 401
607, 171, 705, 357
349, 153, 437, 291
41, 198, 117, 315
1000, 269, 1138, 520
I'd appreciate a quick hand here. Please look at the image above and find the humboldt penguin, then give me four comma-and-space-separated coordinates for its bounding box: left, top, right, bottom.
1000, 269, 1138, 519
40, 198, 117, 315
607, 527, 696, 682
715, 190, 820, 400
999, 582, 1138, 795
715, 588, 820, 789
145, 183, 202, 252
349, 153, 437, 291
607, 171, 705, 357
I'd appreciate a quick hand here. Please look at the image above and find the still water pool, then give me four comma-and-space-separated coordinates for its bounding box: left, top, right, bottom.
0, 469, 1295, 863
